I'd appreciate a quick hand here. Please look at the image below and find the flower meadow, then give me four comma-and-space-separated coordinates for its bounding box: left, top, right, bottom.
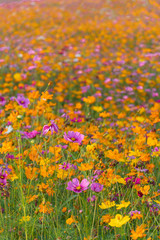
0, 0, 160, 239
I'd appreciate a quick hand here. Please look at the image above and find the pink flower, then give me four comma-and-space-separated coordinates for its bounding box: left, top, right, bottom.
66, 178, 90, 193
16, 94, 30, 108
64, 131, 84, 145
42, 120, 58, 135
90, 183, 103, 192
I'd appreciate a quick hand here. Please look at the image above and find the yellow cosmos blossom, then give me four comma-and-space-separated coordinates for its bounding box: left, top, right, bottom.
66, 215, 77, 225
99, 200, 115, 209
20, 216, 30, 223
109, 214, 130, 227
147, 137, 158, 146
116, 201, 130, 210
92, 106, 103, 112
14, 73, 22, 82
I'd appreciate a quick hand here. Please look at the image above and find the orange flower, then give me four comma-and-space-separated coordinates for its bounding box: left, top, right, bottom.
0, 141, 14, 153
130, 224, 146, 240
62, 207, 67, 213
78, 162, 94, 171
66, 215, 78, 225
101, 214, 112, 224
25, 167, 38, 180
83, 96, 96, 104
39, 201, 53, 214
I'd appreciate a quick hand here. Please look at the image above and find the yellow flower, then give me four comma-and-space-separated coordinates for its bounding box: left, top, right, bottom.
20, 216, 30, 223
155, 200, 160, 205
66, 215, 77, 225
109, 214, 130, 227
10, 174, 18, 181
14, 73, 22, 82
92, 106, 103, 112
99, 200, 115, 209
116, 200, 130, 210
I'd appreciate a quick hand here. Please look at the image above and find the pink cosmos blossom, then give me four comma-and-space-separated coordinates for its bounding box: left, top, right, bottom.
42, 120, 58, 135
66, 178, 89, 193
0, 96, 6, 106
21, 130, 41, 139
16, 94, 30, 108
90, 183, 103, 192
0, 171, 7, 188
64, 131, 84, 145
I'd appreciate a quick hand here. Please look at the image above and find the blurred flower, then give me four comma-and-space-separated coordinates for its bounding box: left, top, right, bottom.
16, 94, 30, 108
0, 96, 6, 106
90, 182, 103, 192
87, 195, 96, 202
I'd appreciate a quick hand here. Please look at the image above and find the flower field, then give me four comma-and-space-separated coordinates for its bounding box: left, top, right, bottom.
0, 0, 160, 239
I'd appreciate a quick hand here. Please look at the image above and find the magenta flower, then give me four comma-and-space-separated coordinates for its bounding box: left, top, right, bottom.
0, 171, 7, 188
42, 120, 58, 135
125, 176, 141, 186
90, 183, 103, 192
16, 94, 30, 108
87, 195, 96, 202
21, 130, 41, 139
66, 178, 89, 193
59, 162, 77, 170
64, 131, 84, 144
0, 96, 6, 106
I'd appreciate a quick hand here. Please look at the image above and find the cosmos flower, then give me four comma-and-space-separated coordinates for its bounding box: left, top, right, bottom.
90, 182, 103, 192
109, 214, 130, 228
42, 120, 58, 135
16, 94, 30, 108
130, 224, 146, 239
0, 96, 6, 106
99, 200, 115, 209
20, 130, 41, 139
66, 178, 89, 193
59, 162, 77, 170
64, 131, 84, 144
0, 171, 7, 188
87, 195, 96, 202
116, 200, 130, 210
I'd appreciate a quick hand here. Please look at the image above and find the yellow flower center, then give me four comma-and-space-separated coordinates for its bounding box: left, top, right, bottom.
76, 186, 81, 190
71, 137, 76, 141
